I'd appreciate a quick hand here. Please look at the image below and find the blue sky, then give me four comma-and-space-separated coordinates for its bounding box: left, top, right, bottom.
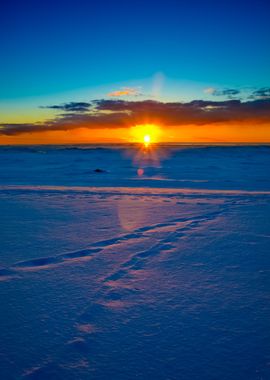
1, 0, 270, 101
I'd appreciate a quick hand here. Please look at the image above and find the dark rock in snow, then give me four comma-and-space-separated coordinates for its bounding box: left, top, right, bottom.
93, 168, 107, 173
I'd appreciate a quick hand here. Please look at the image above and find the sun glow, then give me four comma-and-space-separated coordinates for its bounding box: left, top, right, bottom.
143, 134, 151, 146
130, 124, 161, 146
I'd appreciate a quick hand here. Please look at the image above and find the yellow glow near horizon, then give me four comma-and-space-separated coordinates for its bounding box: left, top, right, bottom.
129, 124, 161, 145
143, 134, 151, 147
1, 122, 270, 145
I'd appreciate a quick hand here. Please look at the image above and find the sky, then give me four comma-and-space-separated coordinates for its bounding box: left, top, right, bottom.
0, 0, 270, 144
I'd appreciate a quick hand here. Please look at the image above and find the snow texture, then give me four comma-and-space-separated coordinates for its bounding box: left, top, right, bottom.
0, 145, 269, 379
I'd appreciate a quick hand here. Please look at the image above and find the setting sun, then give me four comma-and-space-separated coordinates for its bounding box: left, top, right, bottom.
129, 124, 161, 145
143, 134, 151, 146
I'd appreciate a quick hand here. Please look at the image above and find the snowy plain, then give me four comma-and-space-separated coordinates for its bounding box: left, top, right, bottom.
0, 144, 270, 379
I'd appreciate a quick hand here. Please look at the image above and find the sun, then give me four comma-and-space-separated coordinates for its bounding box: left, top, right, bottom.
129, 124, 161, 146
143, 134, 151, 146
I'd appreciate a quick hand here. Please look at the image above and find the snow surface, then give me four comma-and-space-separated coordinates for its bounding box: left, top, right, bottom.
0, 145, 269, 379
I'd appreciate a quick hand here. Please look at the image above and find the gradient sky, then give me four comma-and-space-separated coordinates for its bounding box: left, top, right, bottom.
1, 0, 270, 144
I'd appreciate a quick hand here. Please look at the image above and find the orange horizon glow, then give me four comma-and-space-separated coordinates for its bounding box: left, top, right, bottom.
0, 122, 270, 145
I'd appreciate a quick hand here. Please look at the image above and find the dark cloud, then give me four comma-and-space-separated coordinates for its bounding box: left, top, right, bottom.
250, 87, 270, 99
212, 88, 241, 98
1, 98, 270, 136
41, 102, 92, 112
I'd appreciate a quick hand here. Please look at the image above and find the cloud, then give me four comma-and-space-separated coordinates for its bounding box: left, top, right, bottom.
204, 86, 270, 101
41, 102, 92, 112
250, 87, 270, 99
210, 88, 241, 98
1, 98, 270, 136
107, 87, 141, 97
